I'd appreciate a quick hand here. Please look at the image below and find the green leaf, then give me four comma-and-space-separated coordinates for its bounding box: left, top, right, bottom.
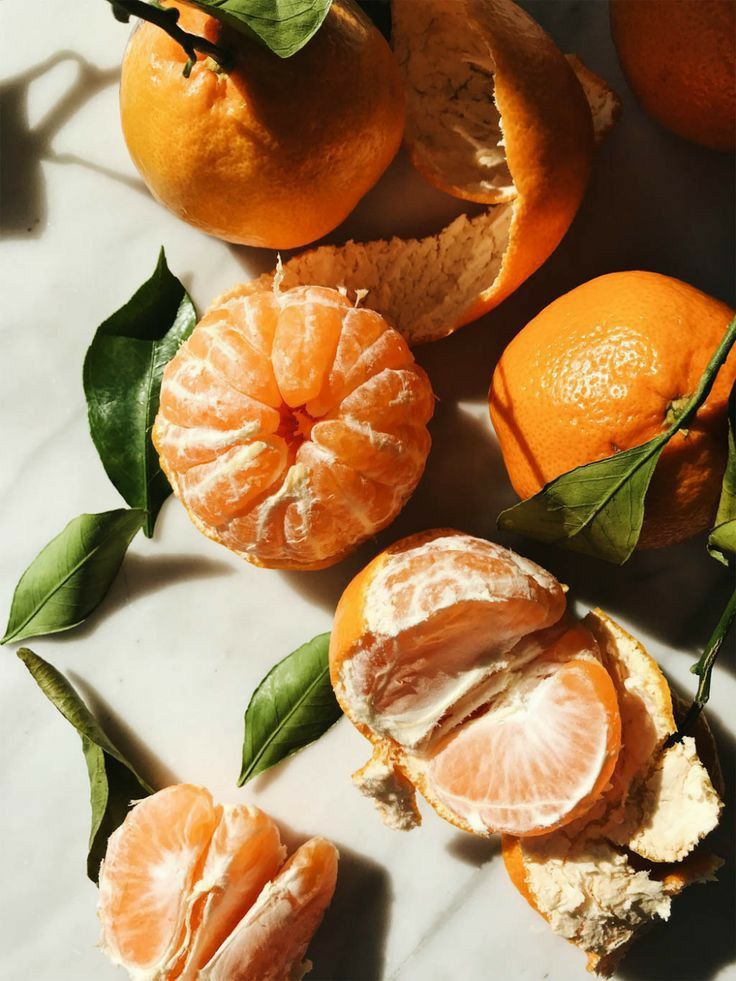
499, 315, 736, 565
17, 649, 153, 882
2, 509, 145, 644
189, 0, 333, 59
681, 585, 736, 729
83, 248, 196, 537
708, 384, 736, 565
238, 633, 342, 785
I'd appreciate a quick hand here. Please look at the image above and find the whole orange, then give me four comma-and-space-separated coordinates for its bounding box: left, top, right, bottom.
120, 0, 405, 248
489, 272, 736, 549
610, 0, 736, 152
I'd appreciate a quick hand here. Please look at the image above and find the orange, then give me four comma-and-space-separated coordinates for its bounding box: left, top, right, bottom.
98, 784, 338, 980
248, 0, 620, 344
153, 282, 434, 569
330, 529, 622, 837
489, 271, 736, 549
610, 0, 736, 152
120, 1, 404, 248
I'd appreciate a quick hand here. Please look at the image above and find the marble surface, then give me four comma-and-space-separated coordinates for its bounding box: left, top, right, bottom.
1, 2, 734, 979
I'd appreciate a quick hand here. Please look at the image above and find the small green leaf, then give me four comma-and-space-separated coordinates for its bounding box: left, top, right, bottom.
17, 649, 153, 882
83, 248, 196, 537
2, 509, 145, 644
189, 0, 333, 59
499, 316, 736, 564
708, 384, 736, 565
238, 633, 342, 785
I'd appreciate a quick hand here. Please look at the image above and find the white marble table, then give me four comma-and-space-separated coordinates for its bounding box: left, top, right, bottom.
1, 2, 734, 979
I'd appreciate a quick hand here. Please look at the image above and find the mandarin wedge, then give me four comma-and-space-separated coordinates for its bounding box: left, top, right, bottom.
98, 785, 338, 981
153, 283, 434, 569
502, 609, 723, 976
247, 0, 620, 344
120, 1, 404, 247
330, 530, 622, 837
489, 271, 736, 548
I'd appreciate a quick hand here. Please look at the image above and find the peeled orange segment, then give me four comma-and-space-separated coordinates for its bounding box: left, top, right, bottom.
425, 639, 622, 836
178, 438, 289, 526
154, 284, 434, 569
98, 785, 221, 977
331, 530, 566, 750
176, 805, 286, 979
246, 0, 619, 344
199, 838, 339, 981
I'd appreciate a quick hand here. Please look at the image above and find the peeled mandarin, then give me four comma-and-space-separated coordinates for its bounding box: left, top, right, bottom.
154, 284, 434, 569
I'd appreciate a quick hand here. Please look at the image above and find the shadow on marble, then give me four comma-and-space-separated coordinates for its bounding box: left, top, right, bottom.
67, 671, 181, 788
446, 832, 501, 869
307, 842, 391, 981
48, 552, 235, 644
619, 709, 735, 981
0, 51, 146, 240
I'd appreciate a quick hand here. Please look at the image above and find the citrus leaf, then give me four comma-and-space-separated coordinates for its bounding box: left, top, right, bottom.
708, 384, 736, 566
2, 509, 145, 644
498, 315, 736, 565
83, 248, 196, 537
189, 0, 333, 59
238, 633, 342, 785
17, 649, 153, 883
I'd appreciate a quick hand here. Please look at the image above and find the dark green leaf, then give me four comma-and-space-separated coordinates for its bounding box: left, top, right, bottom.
2, 509, 145, 644
681, 586, 736, 729
189, 0, 333, 59
499, 316, 736, 564
83, 248, 196, 537
708, 384, 736, 566
499, 438, 666, 565
17, 649, 153, 882
238, 633, 342, 785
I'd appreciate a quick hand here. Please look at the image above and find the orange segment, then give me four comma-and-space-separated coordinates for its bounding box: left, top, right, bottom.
426, 631, 622, 836
178, 438, 288, 526
271, 289, 348, 408
199, 838, 339, 981
154, 283, 434, 569
98, 785, 220, 975
177, 805, 286, 978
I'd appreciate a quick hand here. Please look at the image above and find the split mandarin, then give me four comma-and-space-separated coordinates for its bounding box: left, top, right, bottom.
330, 530, 622, 837
501, 609, 723, 976
247, 0, 620, 344
489, 271, 736, 549
98, 785, 338, 981
610, 0, 736, 152
120, 0, 405, 248
153, 283, 434, 569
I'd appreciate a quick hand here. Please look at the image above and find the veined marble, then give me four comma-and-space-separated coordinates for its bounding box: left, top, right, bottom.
1, 2, 733, 979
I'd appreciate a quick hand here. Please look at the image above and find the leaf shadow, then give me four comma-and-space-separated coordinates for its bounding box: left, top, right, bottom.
1, 51, 147, 239
67, 672, 180, 789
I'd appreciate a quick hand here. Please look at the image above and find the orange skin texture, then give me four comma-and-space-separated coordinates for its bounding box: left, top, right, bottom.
489, 271, 736, 549
120, 1, 405, 248
447, 0, 594, 328
610, 0, 736, 153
